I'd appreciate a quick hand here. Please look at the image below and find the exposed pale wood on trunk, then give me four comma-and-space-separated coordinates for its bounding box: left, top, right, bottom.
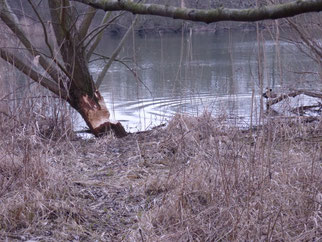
77, 92, 127, 137
47, 0, 128, 137
2, 0, 321, 139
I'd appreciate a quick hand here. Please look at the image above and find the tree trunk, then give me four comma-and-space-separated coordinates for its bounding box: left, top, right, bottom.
72, 90, 127, 138
46, 0, 127, 138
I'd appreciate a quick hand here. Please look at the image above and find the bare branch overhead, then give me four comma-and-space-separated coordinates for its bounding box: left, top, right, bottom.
72, 0, 322, 23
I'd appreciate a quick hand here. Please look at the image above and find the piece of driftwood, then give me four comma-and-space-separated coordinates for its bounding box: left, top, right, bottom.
266, 89, 322, 109
290, 103, 322, 115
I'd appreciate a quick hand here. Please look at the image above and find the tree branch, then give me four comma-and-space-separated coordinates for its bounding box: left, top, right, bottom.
267, 89, 322, 108
0, 48, 68, 100
48, 0, 66, 47
0, 0, 61, 83
26, 0, 72, 80
27, 0, 54, 58
72, 0, 322, 23
80, 11, 122, 51
287, 19, 322, 59
78, 6, 97, 40
96, 15, 138, 88
86, 11, 112, 60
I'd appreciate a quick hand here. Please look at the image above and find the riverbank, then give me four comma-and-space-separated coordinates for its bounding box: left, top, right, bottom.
0, 112, 321, 241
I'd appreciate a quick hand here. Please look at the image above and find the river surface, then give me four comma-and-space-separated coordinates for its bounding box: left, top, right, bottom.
86, 30, 320, 132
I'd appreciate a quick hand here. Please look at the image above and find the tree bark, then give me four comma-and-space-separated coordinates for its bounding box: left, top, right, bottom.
73, 0, 322, 23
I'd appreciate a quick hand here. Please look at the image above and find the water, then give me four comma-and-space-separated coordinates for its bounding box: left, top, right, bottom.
87, 30, 321, 132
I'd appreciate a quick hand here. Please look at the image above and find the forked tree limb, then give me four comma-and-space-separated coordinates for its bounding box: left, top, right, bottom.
48, 0, 97, 96
72, 0, 322, 23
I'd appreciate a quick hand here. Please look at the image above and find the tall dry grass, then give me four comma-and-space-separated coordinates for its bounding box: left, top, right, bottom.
129, 113, 322, 241
0, 71, 80, 240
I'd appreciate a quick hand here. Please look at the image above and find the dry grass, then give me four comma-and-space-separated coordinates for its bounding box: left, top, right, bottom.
132, 113, 322, 241
0, 84, 321, 241
0, 81, 81, 241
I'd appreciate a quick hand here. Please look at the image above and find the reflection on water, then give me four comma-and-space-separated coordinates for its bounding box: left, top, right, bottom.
86, 30, 320, 132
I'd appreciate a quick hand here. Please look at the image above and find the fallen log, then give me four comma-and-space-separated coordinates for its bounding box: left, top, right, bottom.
290, 103, 322, 115
267, 89, 322, 109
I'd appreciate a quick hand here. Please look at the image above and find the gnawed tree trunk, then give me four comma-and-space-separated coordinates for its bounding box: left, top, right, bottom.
0, 0, 127, 138
71, 90, 127, 137
47, 0, 126, 137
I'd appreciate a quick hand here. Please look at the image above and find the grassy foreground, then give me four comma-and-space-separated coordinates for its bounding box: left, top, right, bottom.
0, 110, 321, 241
